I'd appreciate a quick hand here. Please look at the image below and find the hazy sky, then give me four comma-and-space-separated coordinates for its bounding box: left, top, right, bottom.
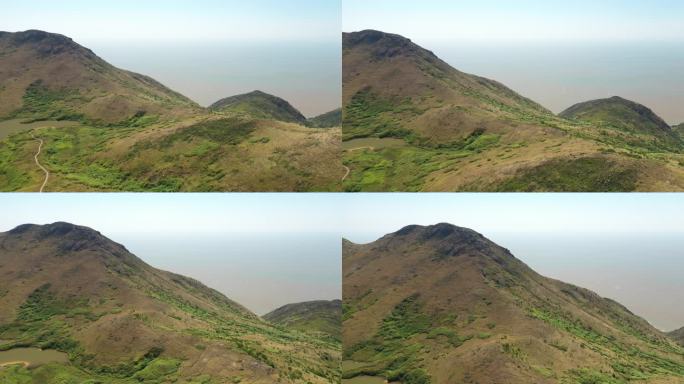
0, 0, 341, 116
340, 193, 684, 331
0, 193, 341, 314
340, 193, 684, 242
3, 0, 339, 43
343, 0, 684, 43
343, 0, 684, 123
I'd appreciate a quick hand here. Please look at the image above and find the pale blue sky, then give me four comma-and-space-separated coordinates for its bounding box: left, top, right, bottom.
343, 0, 684, 43
2, 193, 683, 241
1, 0, 340, 43
339, 193, 684, 243
0, 193, 342, 236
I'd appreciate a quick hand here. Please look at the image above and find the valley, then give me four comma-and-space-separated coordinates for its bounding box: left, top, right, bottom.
0, 30, 342, 192
342, 30, 684, 192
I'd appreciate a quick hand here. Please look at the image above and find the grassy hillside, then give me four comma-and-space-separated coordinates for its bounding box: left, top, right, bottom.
341, 30, 684, 192
210, 90, 306, 124
668, 328, 684, 347
265, 300, 342, 341
673, 123, 684, 139
342, 223, 684, 384
0, 30, 199, 124
0, 30, 342, 192
0, 223, 340, 384
560, 96, 681, 150
307, 109, 342, 128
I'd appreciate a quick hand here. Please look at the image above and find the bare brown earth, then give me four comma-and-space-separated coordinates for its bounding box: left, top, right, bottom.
0, 223, 340, 383
342, 30, 684, 191
343, 224, 684, 383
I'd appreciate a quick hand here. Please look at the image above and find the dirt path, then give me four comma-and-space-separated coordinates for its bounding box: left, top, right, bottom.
0, 361, 30, 368
346, 146, 374, 152
342, 165, 351, 182
30, 131, 49, 193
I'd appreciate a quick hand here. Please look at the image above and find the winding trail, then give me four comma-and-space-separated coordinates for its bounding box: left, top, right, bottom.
30, 131, 49, 193
0, 361, 30, 368
342, 165, 351, 182
346, 146, 374, 152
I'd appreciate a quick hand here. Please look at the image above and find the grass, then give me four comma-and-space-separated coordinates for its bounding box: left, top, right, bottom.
379, 295, 431, 340
0, 281, 341, 384
13, 80, 86, 123
0, 114, 339, 192
492, 157, 639, 192
529, 305, 684, 382
342, 64, 684, 192
343, 89, 417, 141
0, 285, 185, 383
343, 295, 446, 383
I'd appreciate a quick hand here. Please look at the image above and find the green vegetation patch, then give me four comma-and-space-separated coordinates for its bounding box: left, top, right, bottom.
530, 305, 684, 382
0, 138, 31, 191
343, 89, 419, 141
379, 295, 430, 340
344, 295, 439, 383
493, 157, 639, 192
15, 80, 86, 122
160, 118, 256, 145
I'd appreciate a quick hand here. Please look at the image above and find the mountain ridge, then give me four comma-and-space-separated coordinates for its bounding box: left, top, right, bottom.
343, 223, 684, 383
560, 96, 679, 143
0, 29, 200, 123
0, 222, 340, 383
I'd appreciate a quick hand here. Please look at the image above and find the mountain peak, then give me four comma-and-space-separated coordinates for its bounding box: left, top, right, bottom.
392, 223, 485, 242
343, 29, 438, 61
343, 29, 412, 47
4, 222, 137, 266
8, 221, 101, 238
0, 29, 93, 57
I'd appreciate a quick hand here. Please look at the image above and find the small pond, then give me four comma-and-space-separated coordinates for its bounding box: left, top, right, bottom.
0, 348, 68, 368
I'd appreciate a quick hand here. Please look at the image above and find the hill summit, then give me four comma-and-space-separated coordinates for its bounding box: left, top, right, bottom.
210, 90, 307, 123
560, 96, 677, 139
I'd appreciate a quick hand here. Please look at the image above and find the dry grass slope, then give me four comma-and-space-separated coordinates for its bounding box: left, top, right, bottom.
0, 222, 341, 384
342, 30, 684, 192
0, 30, 341, 192
342, 223, 684, 384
